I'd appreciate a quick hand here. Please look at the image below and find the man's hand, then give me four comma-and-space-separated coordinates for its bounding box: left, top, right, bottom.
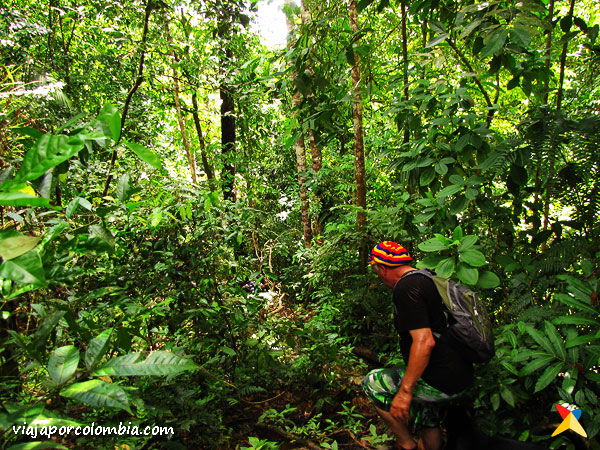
390, 389, 412, 423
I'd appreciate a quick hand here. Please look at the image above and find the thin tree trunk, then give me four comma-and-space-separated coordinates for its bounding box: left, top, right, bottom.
309, 129, 323, 244
164, 15, 197, 184
556, 0, 576, 111
543, 0, 555, 105
191, 92, 216, 188
349, 0, 368, 268
285, 0, 312, 247
401, 1, 410, 144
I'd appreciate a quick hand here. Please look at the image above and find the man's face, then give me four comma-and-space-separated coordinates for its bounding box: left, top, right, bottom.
372, 263, 393, 287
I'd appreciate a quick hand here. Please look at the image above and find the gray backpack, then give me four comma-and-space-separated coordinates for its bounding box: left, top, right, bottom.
405, 268, 495, 363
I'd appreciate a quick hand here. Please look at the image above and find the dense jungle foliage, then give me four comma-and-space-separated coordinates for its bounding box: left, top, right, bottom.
1, 0, 599, 448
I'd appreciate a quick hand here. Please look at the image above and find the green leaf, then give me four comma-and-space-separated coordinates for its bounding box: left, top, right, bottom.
48, 345, 80, 385
553, 315, 599, 327
420, 167, 436, 186
124, 140, 163, 170
534, 362, 563, 392
459, 249, 487, 267
457, 262, 478, 285
13, 135, 84, 184
97, 104, 121, 142
117, 174, 131, 202
436, 258, 455, 278
87, 225, 115, 253
520, 355, 556, 376
477, 271, 500, 289
60, 380, 132, 414
452, 226, 463, 242
524, 325, 556, 355
480, 29, 509, 58
93, 351, 199, 377
357, 0, 377, 12
458, 235, 478, 251
449, 175, 466, 186
434, 162, 448, 175
0, 191, 54, 208
65, 197, 92, 219
510, 25, 531, 48
0, 233, 40, 261
500, 386, 516, 407
85, 329, 113, 370
554, 293, 599, 315
436, 184, 463, 199
426, 33, 449, 48
418, 238, 449, 252
0, 250, 46, 286
544, 321, 567, 361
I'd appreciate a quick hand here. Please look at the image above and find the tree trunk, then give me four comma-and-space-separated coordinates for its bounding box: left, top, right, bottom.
191, 92, 216, 188
401, 1, 410, 144
164, 14, 197, 184
286, 0, 312, 248
349, 0, 368, 268
217, 7, 236, 202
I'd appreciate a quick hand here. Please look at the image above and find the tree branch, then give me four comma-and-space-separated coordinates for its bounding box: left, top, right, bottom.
101, 0, 153, 198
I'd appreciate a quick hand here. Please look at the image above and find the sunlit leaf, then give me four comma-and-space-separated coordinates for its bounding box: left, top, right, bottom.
93, 351, 199, 376
124, 140, 163, 170
48, 345, 80, 385
0, 250, 46, 286
0, 233, 40, 261
60, 380, 131, 413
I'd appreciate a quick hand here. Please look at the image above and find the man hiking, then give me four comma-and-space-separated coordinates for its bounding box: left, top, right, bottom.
362, 241, 474, 450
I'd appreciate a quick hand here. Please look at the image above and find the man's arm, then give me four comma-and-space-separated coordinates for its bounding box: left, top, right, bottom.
390, 327, 436, 422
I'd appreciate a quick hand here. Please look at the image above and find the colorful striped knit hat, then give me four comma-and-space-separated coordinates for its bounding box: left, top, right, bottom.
369, 241, 413, 266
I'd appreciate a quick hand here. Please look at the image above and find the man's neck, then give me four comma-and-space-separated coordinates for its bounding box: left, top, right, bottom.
388, 264, 416, 288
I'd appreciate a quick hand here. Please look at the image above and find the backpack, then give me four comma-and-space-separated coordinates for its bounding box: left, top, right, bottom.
404, 268, 495, 363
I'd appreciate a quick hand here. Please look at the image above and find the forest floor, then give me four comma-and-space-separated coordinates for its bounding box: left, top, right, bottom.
225, 381, 387, 449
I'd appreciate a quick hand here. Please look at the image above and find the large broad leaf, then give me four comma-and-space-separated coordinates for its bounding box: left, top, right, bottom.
459, 249, 487, 267
48, 345, 80, 385
85, 329, 113, 370
544, 321, 567, 361
456, 262, 478, 285
117, 174, 132, 202
96, 104, 121, 142
520, 355, 556, 376
60, 380, 132, 414
458, 235, 478, 251
477, 271, 500, 289
480, 29, 509, 58
436, 184, 463, 199
426, 32, 449, 48
13, 134, 84, 184
554, 293, 598, 315
436, 257, 455, 278
0, 232, 40, 261
93, 351, 199, 377
124, 140, 163, 170
0, 191, 54, 208
534, 362, 563, 392
418, 238, 449, 252
0, 250, 46, 286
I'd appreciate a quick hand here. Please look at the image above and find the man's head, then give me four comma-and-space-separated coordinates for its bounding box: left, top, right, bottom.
369, 241, 413, 288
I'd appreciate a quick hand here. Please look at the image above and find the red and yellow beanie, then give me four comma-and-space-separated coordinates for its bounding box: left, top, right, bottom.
368, 241, 413, 266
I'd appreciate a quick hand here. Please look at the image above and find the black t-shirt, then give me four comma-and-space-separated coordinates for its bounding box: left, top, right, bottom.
393, 270, 473, 395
